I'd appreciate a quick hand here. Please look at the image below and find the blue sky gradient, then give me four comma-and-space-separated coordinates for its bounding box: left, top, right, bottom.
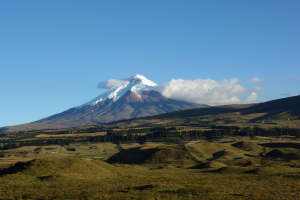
1, 0, 299, 127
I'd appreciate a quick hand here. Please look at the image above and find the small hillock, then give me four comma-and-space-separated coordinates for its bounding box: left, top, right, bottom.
212, 150, 239, 160
105, 146, 159, 164
193, 161, 227, 169
106, 145, 198, 165
266, 149, 300, 159
232, 141, 262, 152
145, 145, 198, 165
0, 158, 115, 176
243, 160, 259, 167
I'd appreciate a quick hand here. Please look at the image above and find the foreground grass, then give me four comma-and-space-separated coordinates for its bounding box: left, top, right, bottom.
1, 158, 300, 199
1, 140, 300, 199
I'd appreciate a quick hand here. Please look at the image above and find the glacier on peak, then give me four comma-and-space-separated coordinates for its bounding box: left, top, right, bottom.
76, 74, 158, 108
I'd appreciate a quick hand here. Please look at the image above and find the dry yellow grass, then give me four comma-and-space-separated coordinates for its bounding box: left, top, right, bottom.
35, 132, 107, 138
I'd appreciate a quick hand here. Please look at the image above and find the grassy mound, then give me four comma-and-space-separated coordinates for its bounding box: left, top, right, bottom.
212, 150, 239, 160
105, 146, 159, 164
144, 145, 198, 165
34, 147, 46, 154
0, 158, 115, 177
193, 161, 228, 169
187, 141, 258, 161
266, 149, 300, 159
232, 141, 262, 152
243, 160, 259, 167
106, 145, 197, 165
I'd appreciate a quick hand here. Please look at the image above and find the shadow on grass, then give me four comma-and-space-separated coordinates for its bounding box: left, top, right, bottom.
133, 185, 155, 191
244, 154, 260, 157
105, 147, 159, 164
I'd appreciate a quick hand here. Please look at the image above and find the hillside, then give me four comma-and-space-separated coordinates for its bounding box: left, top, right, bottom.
2, 95, 300, 133
106, 95, 300, 128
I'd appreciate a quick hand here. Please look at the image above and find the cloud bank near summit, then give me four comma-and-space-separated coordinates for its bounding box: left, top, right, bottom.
156, 78, 264, 105
97, 77, 264, 106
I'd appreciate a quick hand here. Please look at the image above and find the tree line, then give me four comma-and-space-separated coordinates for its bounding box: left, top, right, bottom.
1, 126, 300, 150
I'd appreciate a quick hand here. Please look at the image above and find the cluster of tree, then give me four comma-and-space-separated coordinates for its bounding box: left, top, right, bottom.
0, 138, 76, 150
0, 131, 39, 140
239, 127, 300, 138
210, 125, 240, 130
179, 123, 209, 127
106, 127, 176, 136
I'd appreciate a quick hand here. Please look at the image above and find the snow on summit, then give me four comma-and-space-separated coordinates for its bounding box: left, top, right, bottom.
77, 74, 158, 108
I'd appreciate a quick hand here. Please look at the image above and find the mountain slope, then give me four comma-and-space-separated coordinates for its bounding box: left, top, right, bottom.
105, 95, 300, 127
35, 90, 204, 127
1, 75, 206, 132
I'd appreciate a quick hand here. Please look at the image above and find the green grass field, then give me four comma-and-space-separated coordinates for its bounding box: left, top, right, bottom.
1, 137, 300, 199
1, 155, 300, 199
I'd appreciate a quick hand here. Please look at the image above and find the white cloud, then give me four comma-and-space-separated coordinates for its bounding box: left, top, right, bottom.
156, 78, 263, 105
250, 86, 265, 92
97, 79, 127, 89
244, 92, 259, 103
280, 93, 290, 96
247, 77, 264, 83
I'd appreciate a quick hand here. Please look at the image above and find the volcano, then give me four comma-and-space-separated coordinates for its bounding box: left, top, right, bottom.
2, 75, 207, 132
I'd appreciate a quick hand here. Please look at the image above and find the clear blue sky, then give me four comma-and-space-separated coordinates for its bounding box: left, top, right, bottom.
1, 0, 299, 127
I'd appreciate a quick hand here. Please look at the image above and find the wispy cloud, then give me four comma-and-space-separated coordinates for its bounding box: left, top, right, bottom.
247, 77, 264, 83
39, 85, 59, 88
280, 93, 290, 96
287, 77, 300, 82
273, 77, 300, 82
97, 79, 127, 89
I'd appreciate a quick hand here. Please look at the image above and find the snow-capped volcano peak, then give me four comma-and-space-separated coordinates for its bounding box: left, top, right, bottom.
77, 74, 158, 108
